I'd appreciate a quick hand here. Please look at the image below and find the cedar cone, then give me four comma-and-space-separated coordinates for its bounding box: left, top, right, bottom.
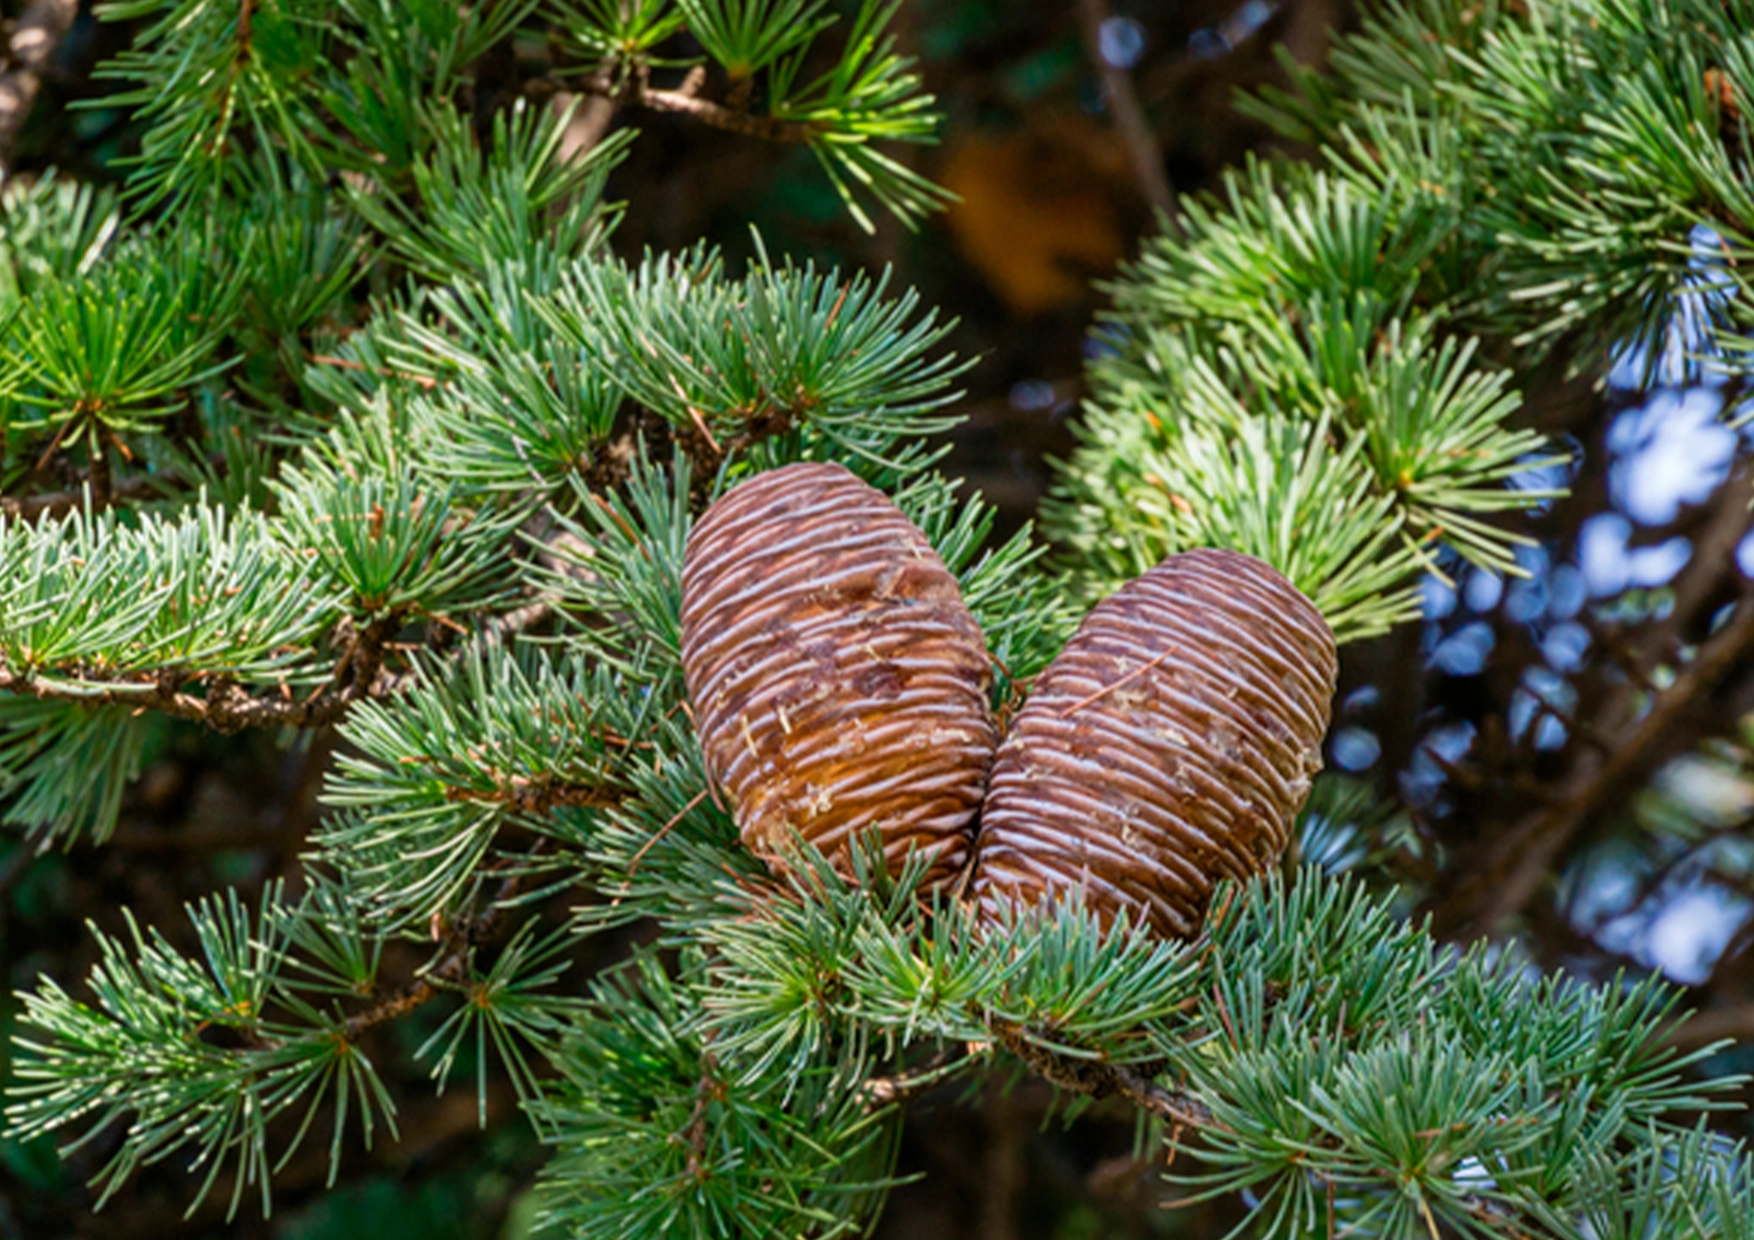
971, 548, 1337, 938
680, 462, 996, 884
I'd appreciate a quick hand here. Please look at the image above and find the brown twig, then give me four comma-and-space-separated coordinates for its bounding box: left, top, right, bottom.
0, 556, 572, 742
0, 612, 403, 734
1074, 0, 1175, 218
989, 1019, 1216, 1131
443, 776, 627, 816
551, 67, 820, 146
0, 665, 341, 731
613, 85, 816, 144
2, 449, 230, 523
860, 1048, 975, 1109
342, 864, 531, 1039
0, 472, 169, 522
343, 940, 469, 1040
678, 1055, 723, 1182
205, 0, 254, 160
481, 599, 554, 644
628, 787, 709, 873
1108, 1062, 1216, 1130
86, 434, 113, 511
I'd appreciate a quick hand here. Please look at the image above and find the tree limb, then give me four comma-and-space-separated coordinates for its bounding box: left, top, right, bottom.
1667, 1003, 1754, 1052
1, 453, 226, 523
443, 775, 626, 815
0, 613, 404, 734
342, 862, 533, 1039
1074, 0, 1175, 218
1107, 1062, 1217, 1131
633, 85, 817, 143
0, 0, 76, 176
860, 1048, 975, 1110
989, 1019, 1216, 1131
1430, 586, 1754, 938
341, 946, 466, 1039
1659, 465, 1753, 633
552, 66, 820, 146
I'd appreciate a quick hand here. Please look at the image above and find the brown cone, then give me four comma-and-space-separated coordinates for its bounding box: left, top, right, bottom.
680, 462, 997, 885
971, 548, 1337, 938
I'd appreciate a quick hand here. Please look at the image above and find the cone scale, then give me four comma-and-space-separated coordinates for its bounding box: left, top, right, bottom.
680, 462, 996, 886
971, 548, 1338, 939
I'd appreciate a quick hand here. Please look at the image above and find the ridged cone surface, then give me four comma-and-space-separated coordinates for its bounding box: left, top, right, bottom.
681, 462, 996, 885
971, 548, 1337, 938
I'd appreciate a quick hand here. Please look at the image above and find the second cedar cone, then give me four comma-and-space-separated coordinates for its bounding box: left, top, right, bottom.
972, 548, 1338, 938
680, 462, 996, 885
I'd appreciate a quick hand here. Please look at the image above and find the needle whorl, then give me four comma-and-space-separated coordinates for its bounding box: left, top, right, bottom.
971, 548, 1337, 938
680, 462, 997, 885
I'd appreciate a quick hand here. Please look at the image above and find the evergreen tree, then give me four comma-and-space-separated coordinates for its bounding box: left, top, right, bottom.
2, 1, 1752, 1237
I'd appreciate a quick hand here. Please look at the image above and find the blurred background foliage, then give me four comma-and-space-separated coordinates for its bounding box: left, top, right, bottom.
7, 0, 1754, 1237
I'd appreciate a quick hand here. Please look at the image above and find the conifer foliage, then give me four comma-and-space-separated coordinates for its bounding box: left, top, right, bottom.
3, 1, 1753, 1236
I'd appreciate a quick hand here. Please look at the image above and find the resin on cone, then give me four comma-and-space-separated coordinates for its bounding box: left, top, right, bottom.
680, 462, 997, 885
972, 548, 1337, 938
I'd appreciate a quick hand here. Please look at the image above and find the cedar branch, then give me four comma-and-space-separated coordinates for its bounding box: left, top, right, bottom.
0, 614, 403, 734
990, 1019, 1215, 1131
443, 776, 626, 815
551, 68, 820, 146
342, 862, 534, 1038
